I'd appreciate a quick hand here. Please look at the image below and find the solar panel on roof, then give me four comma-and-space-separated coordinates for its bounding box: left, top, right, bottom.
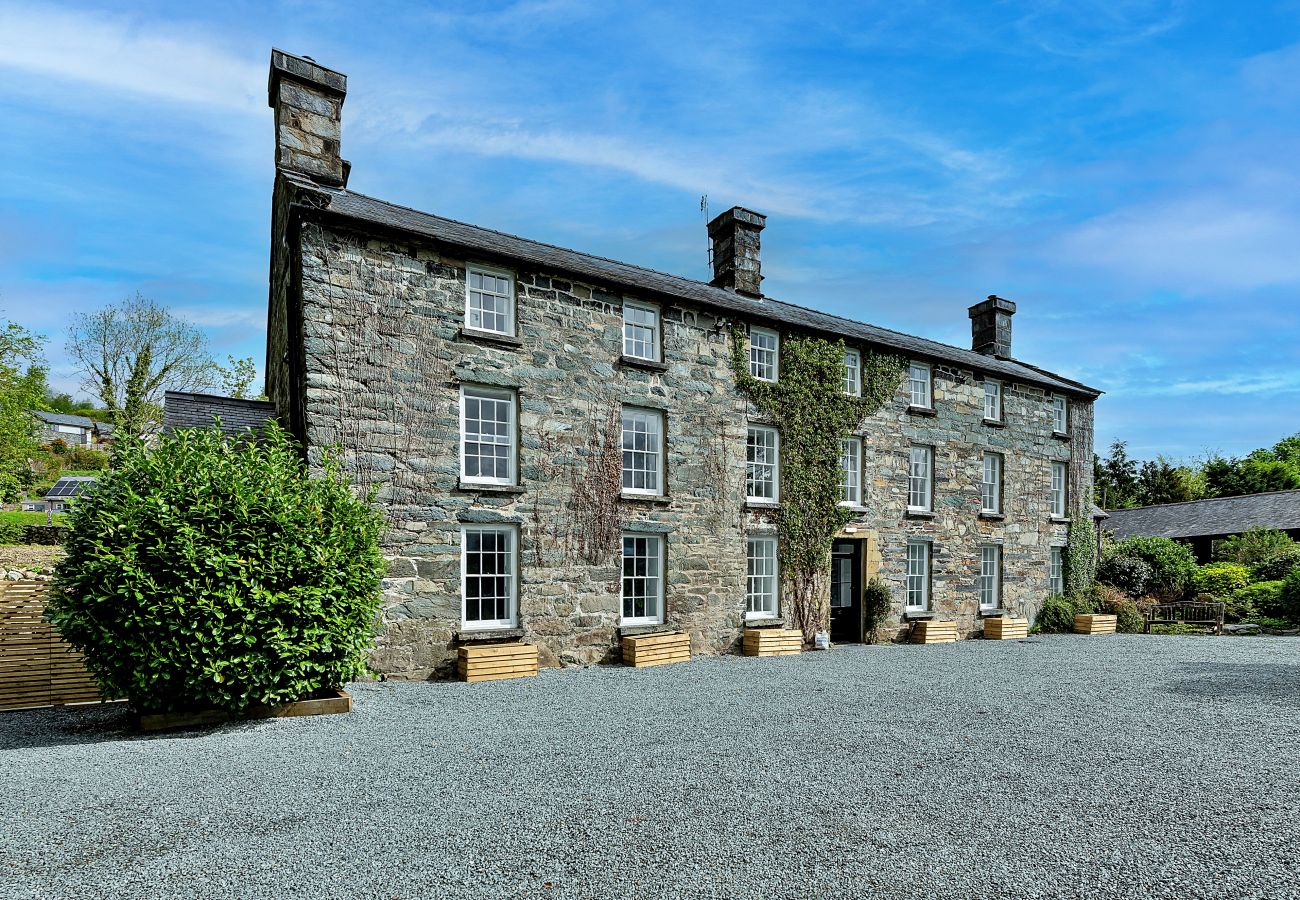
46, 477, 95, 498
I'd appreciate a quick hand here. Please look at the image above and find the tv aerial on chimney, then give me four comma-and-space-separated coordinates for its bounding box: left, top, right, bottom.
700, 194, 712, 271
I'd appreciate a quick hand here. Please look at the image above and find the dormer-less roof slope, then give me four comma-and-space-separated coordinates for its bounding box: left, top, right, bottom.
163, 391, 279, 435
32, 410, 98, 429
1105, 490, 1300, 540
284, 174, 1101, 399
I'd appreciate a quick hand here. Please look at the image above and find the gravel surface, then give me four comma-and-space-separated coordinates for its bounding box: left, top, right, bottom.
3, 634, 1299, 899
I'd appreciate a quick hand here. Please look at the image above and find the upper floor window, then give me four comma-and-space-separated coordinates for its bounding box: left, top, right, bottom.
984, 379, 1002, 422
461, 525, 518, 629
1051, 461, 1068, 518
908, 445, 932, 512
1053, 395, 1069, 435
981, 452, 1003, 515
1049, 546, 1065, 596
746, 426, 780, 502
749, 327, 779, 381
906, 540, 930, 611
746, 536, 778, 619
460, 385, 515, 485
623, 301, 660, 361
465, 267, 514, 336
978, 544, 1002, 610
622, 533, 665, 626
843, 350, 861, 397
621, 407, 665, 496
908, 363, 932, 409
839, 437, 862, 506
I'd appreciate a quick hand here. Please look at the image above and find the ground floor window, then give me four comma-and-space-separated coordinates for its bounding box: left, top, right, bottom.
622, 533, 665, 625
1049, 546, 1065, 595
906, 540, 930, 610
461, 525, 517, 629
746, 537, 778, 618
979, 544, 1002, 609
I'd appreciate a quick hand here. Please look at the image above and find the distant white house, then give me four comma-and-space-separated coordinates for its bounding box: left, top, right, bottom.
20, 476, 98, 514
30, 411, 114, 450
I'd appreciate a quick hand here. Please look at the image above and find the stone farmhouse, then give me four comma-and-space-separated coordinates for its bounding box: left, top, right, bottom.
264, 50, 1101, 679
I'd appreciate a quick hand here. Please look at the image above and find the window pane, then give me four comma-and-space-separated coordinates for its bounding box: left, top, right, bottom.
749, 329, 778, 381
462, 388, 514, 482
982, 453, 1001, 513
843, 351, 860, 396
979, 545, 1000, 608
622, 535, 663, 622
984, 381, 1001, 421
908, 364, 930, 408
1050, 547, 1064, 595
623, 303, 659, 360
747, 427, 779, 501
463, 527, 515, 625
907, 541, 929, 609
839, 438, 861, 504
908, 446, 931, 510
466, 269, 513, 335
621, 409, 663, 495
746, 537, 778, 616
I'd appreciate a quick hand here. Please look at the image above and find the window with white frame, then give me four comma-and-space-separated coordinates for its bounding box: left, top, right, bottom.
749, 327, 779, 381
1051, 462, 1068, 518
1053, 395, 1069, 434
908, 363, 932, 408
839, 437, 862, 506
908, 445, 932, 511
746, 537, 778, 619
746, 426, 779, 502
623, 301, 660, 361
461, 525, 517, 629
1049, 546, 1065, 595
465, 267, 514, 335
906, 540, 930, 610
981, 452, 1002, 514
984, 379, 1002, 422
621, 407, 664, 496
843, 349, 861, 396
621, 533, 664, 625
978, 544, 1001, 609
460, 385, 515, 485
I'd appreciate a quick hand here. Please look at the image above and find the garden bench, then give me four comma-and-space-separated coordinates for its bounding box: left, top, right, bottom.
1143, 601, 1225, 635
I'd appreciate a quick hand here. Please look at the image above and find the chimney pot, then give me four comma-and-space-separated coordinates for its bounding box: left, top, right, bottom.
968, 294, 1016, 358
268, 49, 348, 187
707, 206, 766, 296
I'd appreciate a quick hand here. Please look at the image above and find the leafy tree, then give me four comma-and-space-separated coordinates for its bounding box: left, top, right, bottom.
1094, 439, 1140, 508
0, 318, 48, 501
217, 355, 263, 400
66, 294, 215, 438
1213, 527, 1298, 566
1135, 457, 1202, 506
44, 391, 104, 417
1203, 454, 1300, 498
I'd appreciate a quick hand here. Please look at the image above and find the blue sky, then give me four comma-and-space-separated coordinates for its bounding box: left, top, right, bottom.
1, 1, 1298, 461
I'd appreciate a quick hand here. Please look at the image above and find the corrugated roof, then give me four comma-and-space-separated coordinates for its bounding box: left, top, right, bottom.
287, 175, 1102, 399
163, 391, 278, 435
1105, 490, 1300, 540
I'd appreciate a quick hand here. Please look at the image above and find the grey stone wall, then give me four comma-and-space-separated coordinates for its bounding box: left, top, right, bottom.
291, 219, 1093, 678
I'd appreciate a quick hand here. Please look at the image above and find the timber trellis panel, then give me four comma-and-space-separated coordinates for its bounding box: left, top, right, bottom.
0, 580, 108, 711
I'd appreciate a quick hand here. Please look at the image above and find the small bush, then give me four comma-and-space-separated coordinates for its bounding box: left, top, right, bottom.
0, 520, 24, 545
1106, 536, 1197, 600
1096, 555, 1153, 597
1250, 550, 1300, 583
1280, 569, 1300, 624
66, 447, 108, 470
1235, 580, 1286, 619
1100, 592, 1145, 633
1192, 563, 1251, 598
1214, 527, 1298, 567
48, 424, 385, 715
1034, 595, 1078, 633
862, 576, 892, 644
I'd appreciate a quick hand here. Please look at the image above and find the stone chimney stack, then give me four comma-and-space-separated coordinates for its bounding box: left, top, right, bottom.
968, 295, 1016, 358
708, 207, 766, 296
267, 50, 348, 187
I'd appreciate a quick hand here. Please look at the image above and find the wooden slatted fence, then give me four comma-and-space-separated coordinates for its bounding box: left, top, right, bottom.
0, 580, 110, 711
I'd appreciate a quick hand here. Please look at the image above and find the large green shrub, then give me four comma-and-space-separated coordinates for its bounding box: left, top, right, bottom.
861, 576, 893, 644
1280, 569, 1300, 624
0, 519, 24, 545
1034, 595, 1078, 633
1192, 562, 1251, 598
1096, 554, 1153, 597
1106, 536, 1197, 600
1213, 527, 1297, 567
1250, 550, 1300, 583
47, 424, 385, 714
1236, 580, 1285, 619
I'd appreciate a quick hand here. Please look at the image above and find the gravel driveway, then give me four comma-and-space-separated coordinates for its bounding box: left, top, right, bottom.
3, 635, 1298, 899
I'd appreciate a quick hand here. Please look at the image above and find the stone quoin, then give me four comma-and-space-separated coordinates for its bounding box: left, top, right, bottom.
263, 50, 1102, 679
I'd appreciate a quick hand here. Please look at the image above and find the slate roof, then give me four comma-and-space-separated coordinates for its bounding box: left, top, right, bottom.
1104, 490, 1300, 540
287, 175, 1102, 399
163, 391, 279, 435
33, 410, 97, 429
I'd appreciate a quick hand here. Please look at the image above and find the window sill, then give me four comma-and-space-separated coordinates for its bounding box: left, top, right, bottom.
1052, 431, 1071, 441
457, 481, 526, 494
618, 622, 672, 638
906, 405, 937, 418
621, 492, 671, 505
979, 608, 1007, 618
459, 326, 523, 348
839, 504, 869, 514
905, 509, 935, 519
746, 500, 780, 510
618, 355, 668, 373
982, 418, 1006, 428
744, 616, 786, 627
455, 626, 525, 642
978, 512, 1006, 521
1049, 516, 1071, 524
903, 610, 935, 621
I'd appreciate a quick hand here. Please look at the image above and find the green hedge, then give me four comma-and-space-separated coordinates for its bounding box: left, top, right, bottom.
1192, 563, 1251, 598
1104, 536, 1197, 599
1236, 580, 1285, 619
47, 424, 385, 714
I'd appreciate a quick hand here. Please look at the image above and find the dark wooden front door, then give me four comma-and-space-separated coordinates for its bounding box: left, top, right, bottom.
829, 540, 862, 643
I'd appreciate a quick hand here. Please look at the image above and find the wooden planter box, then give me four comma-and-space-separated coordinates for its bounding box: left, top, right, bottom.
137, 689, 352, 732
743, 628, 803, 657
458, 642, 540, 683
984, 617, 1029, 640
622, 631, 691, 668
1074, 613, 1118, 635
910, 620, 958, 644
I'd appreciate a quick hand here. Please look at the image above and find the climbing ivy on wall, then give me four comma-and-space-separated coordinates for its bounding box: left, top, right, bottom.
729, 328, 906, 640
1064, 501, 1098, 598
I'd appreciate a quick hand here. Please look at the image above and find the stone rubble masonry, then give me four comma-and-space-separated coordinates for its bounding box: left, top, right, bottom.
968, 295, 1016, 359
273, 218, 1094, 680
267, 50, 347, 187
707, 206, 766, 297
